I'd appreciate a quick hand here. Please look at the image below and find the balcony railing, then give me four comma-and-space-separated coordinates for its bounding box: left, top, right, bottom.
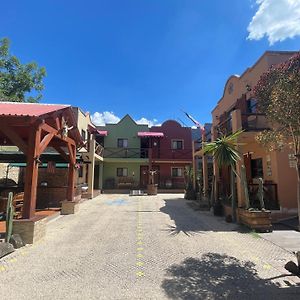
242, 113, 270, 131
103, 148, 149, 159
152, 149, 192, 160
215, 117, 233, 137
95, 142, 104, 157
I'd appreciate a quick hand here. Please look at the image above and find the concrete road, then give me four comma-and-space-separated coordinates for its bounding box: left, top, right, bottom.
0, 194, 299, 299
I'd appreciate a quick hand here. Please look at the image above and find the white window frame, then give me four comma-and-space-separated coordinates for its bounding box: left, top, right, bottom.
117, 138, 128, 148
171, 139, 184, 150
117, 168, 128, 177
171, 167, 184, 178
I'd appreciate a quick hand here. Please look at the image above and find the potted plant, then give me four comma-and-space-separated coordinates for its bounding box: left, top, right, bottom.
238, 170, 272, 231
184, 166, 196, 200
203, 130, 242, 221
147, 170, 158, 195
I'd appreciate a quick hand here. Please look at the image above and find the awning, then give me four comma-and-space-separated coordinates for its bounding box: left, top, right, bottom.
137, 132, 164, 138
97, 130, 108, 136
88, 124, 108, 136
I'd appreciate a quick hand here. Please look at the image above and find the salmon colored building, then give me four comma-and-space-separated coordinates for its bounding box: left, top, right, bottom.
211, 51, 298, 221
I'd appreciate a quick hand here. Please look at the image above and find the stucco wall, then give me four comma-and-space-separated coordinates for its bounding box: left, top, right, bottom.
102, 162, 143, 188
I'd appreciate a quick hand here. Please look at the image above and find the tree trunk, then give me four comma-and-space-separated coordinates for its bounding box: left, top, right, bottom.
296, 155, 300, 230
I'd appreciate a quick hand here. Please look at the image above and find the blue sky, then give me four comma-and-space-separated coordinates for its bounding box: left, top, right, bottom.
1, 0, 300, 126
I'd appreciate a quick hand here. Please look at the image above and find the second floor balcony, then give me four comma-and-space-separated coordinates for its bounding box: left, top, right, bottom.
103, 147, 149, 159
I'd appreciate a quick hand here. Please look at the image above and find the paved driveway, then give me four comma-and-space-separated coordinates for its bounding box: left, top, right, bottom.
0, 194, 299, 299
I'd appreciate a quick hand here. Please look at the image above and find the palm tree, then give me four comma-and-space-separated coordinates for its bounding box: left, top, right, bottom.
203, 130, 243, 222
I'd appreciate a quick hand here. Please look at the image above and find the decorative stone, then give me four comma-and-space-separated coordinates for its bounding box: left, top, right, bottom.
13, 216, 47, 244
9, 234, 24, 249
61, 201, 79, 215
0, 242, 15, 258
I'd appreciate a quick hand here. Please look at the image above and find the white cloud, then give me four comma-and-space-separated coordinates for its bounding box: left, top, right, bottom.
91, 111, 160, 127
135, 117, 160, 127
247, 0, 300, 45
91, 111, 120, 126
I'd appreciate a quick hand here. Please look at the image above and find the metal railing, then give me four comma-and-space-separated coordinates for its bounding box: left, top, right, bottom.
103, 148, 149, 159
95, 142, 104, 157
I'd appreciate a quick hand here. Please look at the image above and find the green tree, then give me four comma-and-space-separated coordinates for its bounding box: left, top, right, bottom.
0, 37, 46, 102
203, 130, 243, 221
254, 52, 300, 227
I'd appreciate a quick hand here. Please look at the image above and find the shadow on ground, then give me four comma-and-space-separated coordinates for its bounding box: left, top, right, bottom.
160, 198, 239, 235
161, 253, 300, 300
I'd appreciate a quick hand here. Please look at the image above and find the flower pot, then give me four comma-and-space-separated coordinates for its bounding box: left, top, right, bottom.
238, 208, 272, 232
147, 184, 158, 195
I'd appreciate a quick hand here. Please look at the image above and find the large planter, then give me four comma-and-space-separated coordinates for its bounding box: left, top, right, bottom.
238, 208, 272, 232
147, 184, 158, 195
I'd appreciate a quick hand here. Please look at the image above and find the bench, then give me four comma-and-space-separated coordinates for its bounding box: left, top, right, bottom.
117, 177, 134, 189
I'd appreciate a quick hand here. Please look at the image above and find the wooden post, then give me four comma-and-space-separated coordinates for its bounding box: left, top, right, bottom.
202, 130, 209, 198
67, 143, 76, 202
192, 141, 196, 190
148, 148, 153, 185
23, 125, 41, 219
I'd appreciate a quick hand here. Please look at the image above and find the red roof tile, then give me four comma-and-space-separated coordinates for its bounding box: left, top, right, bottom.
0, 102, 70, 117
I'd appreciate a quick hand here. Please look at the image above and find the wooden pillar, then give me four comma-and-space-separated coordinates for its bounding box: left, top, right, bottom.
67, 144, 76, 202
23, 125, 41, 219
202, 130, 209, 198
148, 148, 153, 184
192, 141, 196, 190
88, 138, 95, 198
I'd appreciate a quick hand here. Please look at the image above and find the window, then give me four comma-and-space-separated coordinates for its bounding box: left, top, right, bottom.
251, 158, 263, 178
247, 98, 257, 113
81, 129, 86, 141
117, 138, 128, 148
172, 167, 184, 177
117, 168, 128, 177
171, 140, 183, 150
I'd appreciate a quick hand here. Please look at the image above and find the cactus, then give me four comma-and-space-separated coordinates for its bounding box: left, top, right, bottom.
240, 165, 250, 209
258, 178, 265, 209
5, 192, 14, 243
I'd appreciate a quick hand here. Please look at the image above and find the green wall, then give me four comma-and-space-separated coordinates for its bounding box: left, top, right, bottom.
103, 162, 147, 188
101, 115, 149, 188
103, 115, 148, 149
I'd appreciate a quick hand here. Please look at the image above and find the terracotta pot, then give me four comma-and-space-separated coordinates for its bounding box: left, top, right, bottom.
147, 184, 158, 195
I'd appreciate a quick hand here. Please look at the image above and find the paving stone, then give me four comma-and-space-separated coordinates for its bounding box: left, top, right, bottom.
0, 194, 299, 299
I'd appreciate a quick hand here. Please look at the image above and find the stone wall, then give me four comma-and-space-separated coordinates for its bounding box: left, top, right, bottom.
0, 163, 20, 184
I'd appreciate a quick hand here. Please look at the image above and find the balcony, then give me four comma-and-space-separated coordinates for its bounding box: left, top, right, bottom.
241, 113, 270, 131
151, 148, 192, 161
103, 148, 149, 159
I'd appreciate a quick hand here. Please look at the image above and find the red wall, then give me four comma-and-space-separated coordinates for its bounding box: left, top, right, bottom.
150, 120, 192, 188
150, 120, 192, 160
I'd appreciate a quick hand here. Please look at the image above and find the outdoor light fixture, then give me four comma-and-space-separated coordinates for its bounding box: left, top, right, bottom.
246, 84, 252, 92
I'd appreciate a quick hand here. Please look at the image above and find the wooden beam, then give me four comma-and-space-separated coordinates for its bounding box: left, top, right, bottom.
67, 142, 75, 164
67, 144, 76, 202
52, 145, 70, 162
23, 124, 41, 219
38, 133, 55, 156
0, 122, 28, 155
41, 122, 76, 146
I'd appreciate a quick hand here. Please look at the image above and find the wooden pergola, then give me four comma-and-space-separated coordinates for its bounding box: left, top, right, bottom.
0, 102, 82, 219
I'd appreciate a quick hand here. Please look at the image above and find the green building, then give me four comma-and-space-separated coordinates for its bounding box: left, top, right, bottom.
100, 115, 150, 189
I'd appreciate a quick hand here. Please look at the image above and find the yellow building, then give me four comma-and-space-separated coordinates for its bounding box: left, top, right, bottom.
211, 51, 298, 221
